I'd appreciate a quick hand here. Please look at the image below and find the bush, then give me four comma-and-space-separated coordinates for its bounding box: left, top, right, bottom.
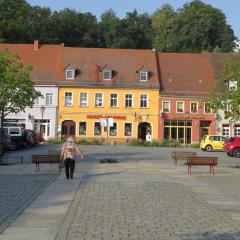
159, 139, 180, 147
128, 139, 143, 146
77, 138, 102, 145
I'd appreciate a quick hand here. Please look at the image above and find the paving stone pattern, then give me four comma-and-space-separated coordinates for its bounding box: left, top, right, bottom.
56, 182, 239, 240
0, 174, 57, 233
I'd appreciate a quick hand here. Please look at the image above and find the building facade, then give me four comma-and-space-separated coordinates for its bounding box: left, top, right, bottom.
57, 48, 160, 142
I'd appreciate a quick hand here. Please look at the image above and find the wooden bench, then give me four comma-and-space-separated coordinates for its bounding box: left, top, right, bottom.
187, 156, 218, 174
48, 149, 61, 157
32, 155, 60, 172
171, 151, 197, 166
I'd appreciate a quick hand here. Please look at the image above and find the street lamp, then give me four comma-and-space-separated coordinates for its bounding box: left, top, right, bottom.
40, 105, 45, 133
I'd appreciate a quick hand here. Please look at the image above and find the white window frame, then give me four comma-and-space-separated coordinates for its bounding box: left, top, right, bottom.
176, 101, 184, 113
204, 102, 212, 114
79, 92, 88, 107
95, 92, 104, 107
140, 94, 148, 108
162, 101, 170, 113
64, 91, 73, 106
103, 70, 112, 80
222, 124, 230, 137
234, 125, 240, 136
110, 93, 118, 108
190, 102, 198, 114
65, 70, 75, 79
46, 93, 53, 106
124, 122, 132, 137
139, 71, 148, 81
79, 121, 87, 136
125, 93, 133, 108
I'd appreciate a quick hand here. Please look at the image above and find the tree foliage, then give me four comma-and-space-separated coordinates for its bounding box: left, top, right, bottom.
0, 49, 41, 161
209, 53, 240, 120
0, 0, 236, 52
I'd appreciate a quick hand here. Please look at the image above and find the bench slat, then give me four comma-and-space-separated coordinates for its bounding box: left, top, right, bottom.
32, 154, 60, 172
171, 151, 197, 165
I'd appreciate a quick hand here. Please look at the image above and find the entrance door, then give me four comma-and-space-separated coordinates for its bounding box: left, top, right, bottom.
138, 122, 151, 141
61, 120, 76, 140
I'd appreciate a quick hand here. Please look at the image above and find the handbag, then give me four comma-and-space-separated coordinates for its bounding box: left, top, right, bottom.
58, 159, 65, 169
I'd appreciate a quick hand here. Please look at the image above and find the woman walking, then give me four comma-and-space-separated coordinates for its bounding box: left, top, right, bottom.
60, 136, 84, 179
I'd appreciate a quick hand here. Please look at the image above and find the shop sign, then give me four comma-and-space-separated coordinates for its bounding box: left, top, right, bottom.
87, 114, 126, 120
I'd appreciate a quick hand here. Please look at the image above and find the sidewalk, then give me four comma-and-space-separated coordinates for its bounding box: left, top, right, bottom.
1, 158, 240, 240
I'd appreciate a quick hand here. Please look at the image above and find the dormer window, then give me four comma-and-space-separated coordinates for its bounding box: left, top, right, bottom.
139, 71, 148, 81
66, 70, 75, 79
229, 80, 237, 91
103, 70, 112, 80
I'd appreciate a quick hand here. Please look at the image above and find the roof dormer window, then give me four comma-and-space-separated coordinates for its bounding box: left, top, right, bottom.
139, 71, 148, 81
66, 70, 75, 79
103, 70, 112, 80
229, 80, 237, 91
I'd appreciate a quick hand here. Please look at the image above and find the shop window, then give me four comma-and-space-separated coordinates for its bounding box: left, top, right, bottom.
94, 122, 101, 136
162, 101, 170, 113
125, 94, 133, 108
190, 102, 198, 113
124, 123, 132, 136
79, 122, 87, 135
110, 123, 117, 136
176, 101, 184, 113
110, 93, 118, 107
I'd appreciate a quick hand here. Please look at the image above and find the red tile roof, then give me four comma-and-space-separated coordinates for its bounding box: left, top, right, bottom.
59, 47, 160, 89
158, 52, 216, 97
0, 43, 63, 84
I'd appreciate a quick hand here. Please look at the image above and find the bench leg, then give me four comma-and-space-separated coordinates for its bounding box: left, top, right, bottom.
174, 158, 177, 166
35, 162, 39, 172
212, 165, 214, 174
188, 164, 191, 174
209, 165, 212, 173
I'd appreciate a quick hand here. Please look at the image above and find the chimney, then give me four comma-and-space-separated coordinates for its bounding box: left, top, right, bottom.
34, 40, 39, 51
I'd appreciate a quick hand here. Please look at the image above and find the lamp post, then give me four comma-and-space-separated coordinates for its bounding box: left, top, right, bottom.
184, 111, 190, 145
40, 105, 45, 133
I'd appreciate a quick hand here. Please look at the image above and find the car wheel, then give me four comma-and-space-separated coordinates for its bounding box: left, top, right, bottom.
233, 148, 240, 158
205, 145, 213, 152
227, 152, 232, 157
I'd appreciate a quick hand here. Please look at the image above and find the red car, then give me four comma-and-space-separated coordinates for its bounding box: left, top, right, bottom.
224, 136, 240, 157
35, 132, 45, 144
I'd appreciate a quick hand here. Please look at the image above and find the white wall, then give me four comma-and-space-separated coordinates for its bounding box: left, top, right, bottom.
5, 86, 58, 139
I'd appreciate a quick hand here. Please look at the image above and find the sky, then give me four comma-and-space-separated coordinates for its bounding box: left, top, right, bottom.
27, 0, 240, 39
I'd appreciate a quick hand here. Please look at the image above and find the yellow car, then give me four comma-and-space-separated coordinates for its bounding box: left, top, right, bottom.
200, 135, 227, 152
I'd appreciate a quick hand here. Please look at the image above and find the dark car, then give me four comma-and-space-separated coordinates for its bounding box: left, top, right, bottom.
0, 129, 17, 150
23, 129, 38, 146
224, 136, 240, 157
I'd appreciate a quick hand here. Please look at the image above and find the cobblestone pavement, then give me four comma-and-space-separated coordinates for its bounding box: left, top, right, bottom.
56, 182, 239, 240
0, 174, 57, 233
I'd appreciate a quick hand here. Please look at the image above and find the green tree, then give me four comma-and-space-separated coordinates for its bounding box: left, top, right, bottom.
152, 4, 176, 51
50, 8, 98, 47
98, 9, 120, 48
114, 10, 153, 49
209, 53, 240, 120
168, 0, 235, 52
0, 0, 32, 43
0, 49, 41, 164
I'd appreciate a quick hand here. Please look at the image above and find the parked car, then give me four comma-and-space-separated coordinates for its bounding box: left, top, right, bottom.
3, 126, 25, 147
224, 136, 240, 157
200, 135, 227, 152
0, 129, 17, 150
23, 129, 38, 146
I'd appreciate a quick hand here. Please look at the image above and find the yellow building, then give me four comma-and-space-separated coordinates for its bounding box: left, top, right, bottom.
57, 47, 160, 143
